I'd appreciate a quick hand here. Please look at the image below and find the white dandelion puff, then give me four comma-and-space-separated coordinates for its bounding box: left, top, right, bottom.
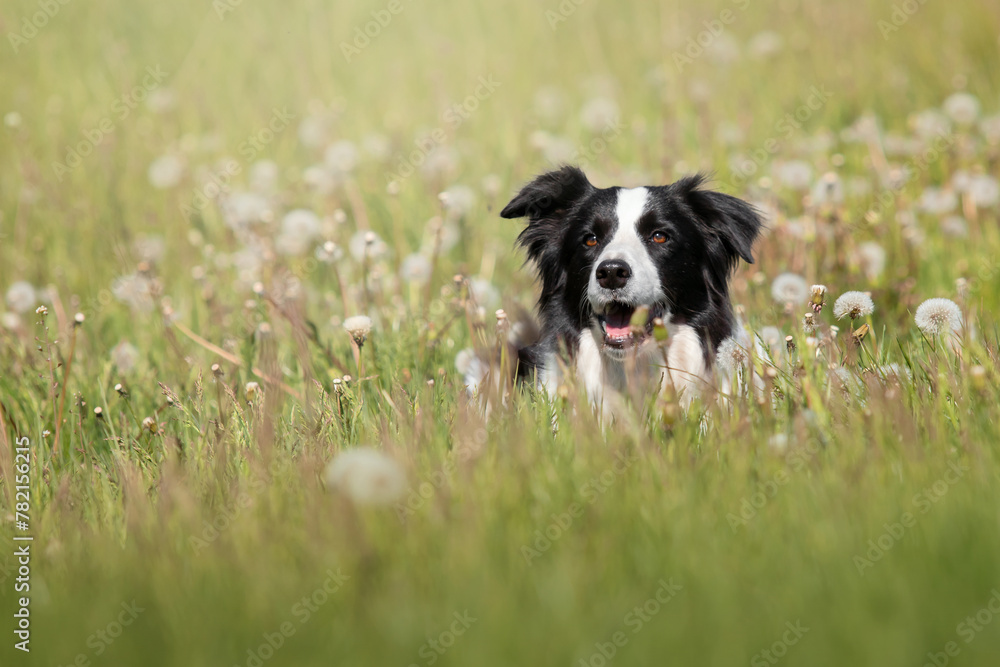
250, 160, 280, 193
133, 236, 166, 263
773, 161, 813, 191
111, 273, 155, 313
911, 109, 951, 140
468, 278, 500, 310
147, 155, 184, 189
220, 191, 270, 229
111, 341, 140, 372
914, 298, 962, 337
362, 133, 391, 161
349, 230, 387, 261
324, 448, 406, 507
771, 273, 809, 305
276, 209, 321, 256
439, 185, 477, 219
579, 97, 619, 133
747, 31, 783, 59
324, 140, 358, 174
533, 86, 566, 123
968, 175, 1000, 208
343, 315, 372, 345
918, 187, 957, 215
881, 363, 912, 384
1, 312, 21, 330
5, 281, 37, 314
858, 242, 886, 280
943, 92, 980, 125
833, 291, 875, 320
400, 254, 432, 284
716, 337, 748, 376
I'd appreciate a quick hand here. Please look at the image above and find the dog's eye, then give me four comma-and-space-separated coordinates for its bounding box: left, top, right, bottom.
583, 234, 598, 247
651, 232, 668, 244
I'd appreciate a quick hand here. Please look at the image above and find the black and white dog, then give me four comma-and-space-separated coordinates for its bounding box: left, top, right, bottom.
501, 166, 762, 408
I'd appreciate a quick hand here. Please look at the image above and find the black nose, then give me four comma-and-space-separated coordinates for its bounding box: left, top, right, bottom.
595, 259, 632, 289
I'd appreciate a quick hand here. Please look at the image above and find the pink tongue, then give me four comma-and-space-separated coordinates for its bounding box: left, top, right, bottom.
606, 324, 631, 337
605, 309, 632, 338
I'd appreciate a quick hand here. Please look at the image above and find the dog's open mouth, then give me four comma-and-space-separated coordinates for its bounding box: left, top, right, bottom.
596, 302, 663, 349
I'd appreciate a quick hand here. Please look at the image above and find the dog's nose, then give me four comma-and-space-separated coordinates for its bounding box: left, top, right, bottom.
595, 259, 632, 289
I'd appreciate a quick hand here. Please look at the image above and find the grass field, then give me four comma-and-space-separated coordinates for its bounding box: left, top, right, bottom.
2, 0, 1000, 665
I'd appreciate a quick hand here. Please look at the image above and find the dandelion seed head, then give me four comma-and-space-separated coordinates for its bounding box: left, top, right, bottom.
349, 230, 387, 261
580, 97, 619, 133
5, 281, 37, 314
324, 447, 406, 507
943, 92, 980, 125
147, 155, 184, 190
833, 291, 875, 320
716, 337, 748, 375
771, 273, 809, 305
110, 340, 139, 372
858, 242, 886, 280
914, 298, 962, 336
343, 315, 373, 344
968, 174, 1000, 208
324, 140, 358, 174
400, 253, 432, 283
774, 161, 813, 190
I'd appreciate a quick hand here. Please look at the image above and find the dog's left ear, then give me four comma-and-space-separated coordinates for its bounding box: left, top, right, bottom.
500, 165, 593, 221
679, 175, 763, 269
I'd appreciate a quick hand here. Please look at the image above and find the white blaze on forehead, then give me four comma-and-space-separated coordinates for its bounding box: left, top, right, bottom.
615, 187, 648, 232
589, 186, 663, 308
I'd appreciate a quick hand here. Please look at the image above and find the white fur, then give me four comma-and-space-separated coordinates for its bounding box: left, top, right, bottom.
539, 351, 561, 398
666, 324, 709, 405
588, 187, 664, 317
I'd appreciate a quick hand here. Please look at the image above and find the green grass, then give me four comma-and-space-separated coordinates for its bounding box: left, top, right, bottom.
2, 0, 1000, 665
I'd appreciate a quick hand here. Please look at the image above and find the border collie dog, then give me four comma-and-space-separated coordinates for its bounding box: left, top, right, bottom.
501, 166, 762, 408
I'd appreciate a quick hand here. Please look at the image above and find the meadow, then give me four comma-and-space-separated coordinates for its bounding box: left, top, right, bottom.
2, 0, 1000, 665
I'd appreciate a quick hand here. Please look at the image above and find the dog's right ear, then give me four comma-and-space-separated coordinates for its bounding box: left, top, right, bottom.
500, 166, 593, 221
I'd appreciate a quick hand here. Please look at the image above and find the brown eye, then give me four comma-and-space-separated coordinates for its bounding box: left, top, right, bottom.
651, 232, 668, 244
584, 234, 598, 247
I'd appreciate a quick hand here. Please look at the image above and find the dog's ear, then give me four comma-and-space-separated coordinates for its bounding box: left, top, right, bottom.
678, 174, 763, 270
500, 166, 593, 221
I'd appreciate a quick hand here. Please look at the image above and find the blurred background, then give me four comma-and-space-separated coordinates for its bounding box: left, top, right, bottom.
2, 1, 1000, 666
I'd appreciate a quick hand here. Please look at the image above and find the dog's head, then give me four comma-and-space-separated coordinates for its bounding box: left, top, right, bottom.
501, 166, 762, 360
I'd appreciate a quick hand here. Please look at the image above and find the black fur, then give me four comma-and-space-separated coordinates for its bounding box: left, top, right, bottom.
502, 167, 762, 382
